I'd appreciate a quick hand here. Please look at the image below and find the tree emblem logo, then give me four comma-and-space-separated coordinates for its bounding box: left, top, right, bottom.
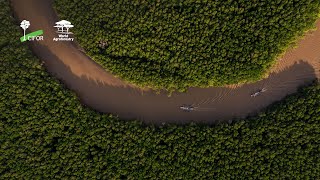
54, 20, 74, 34
20, 20, 30, 41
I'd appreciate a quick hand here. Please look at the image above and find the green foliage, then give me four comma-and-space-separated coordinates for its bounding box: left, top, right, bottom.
53, 0, 320, 91
1, 0, 320, 178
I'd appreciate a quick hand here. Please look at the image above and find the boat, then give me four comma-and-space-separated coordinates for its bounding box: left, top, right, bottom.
180, 105, 194, 112
251, 88, 267, 97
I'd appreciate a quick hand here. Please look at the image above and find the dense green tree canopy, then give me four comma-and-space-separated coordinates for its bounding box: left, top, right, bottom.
54, 0, 320, 91
1, 0, 320, 178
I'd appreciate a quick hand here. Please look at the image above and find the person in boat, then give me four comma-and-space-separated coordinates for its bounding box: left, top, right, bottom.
251, 88, 267, 97
180, 105, 194, 111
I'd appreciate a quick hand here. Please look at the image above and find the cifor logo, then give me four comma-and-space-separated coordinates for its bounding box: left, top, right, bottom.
20, 20, 44, 42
